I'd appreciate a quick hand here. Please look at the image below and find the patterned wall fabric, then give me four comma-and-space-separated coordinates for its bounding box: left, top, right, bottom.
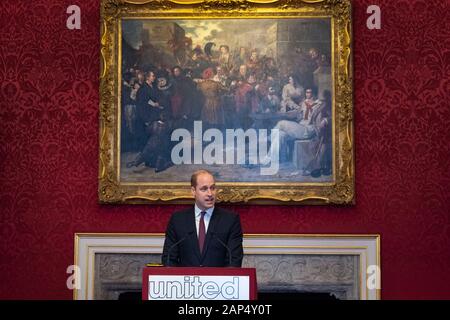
0, 0, 449, 299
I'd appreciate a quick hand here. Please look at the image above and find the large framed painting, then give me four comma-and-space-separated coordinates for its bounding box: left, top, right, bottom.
99, 0, 354, 204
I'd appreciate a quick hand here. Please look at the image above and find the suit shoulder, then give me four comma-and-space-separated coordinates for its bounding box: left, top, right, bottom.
170, 207, 193, 221
215, 207, 239, 219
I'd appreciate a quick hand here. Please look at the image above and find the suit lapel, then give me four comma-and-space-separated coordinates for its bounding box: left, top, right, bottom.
186, 207, 201, 262
201, 207, 221, 261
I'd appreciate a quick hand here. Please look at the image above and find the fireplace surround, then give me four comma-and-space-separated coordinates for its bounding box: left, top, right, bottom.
74, 234, 380, 300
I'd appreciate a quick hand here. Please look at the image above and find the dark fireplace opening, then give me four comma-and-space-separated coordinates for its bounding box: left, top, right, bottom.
257, 290, 338, 300
96, 253, 359, 300
118, 290, 338, 300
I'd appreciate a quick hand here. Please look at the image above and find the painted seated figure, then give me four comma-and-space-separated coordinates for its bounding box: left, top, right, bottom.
262, 89, 331, 177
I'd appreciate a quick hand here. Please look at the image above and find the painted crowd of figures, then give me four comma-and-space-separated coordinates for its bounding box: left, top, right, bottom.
121, 44, 331, 175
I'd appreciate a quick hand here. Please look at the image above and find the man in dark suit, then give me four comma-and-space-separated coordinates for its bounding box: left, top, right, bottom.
162, 170, 243, 267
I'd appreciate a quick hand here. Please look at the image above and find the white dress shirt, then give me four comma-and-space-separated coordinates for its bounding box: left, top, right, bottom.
194, 205, 214, 237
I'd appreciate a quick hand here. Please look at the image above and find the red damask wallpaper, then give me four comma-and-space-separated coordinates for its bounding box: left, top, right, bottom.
0, 0, 449, 299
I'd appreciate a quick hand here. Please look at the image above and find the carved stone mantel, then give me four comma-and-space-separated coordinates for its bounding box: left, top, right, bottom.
75, 234, 380, 300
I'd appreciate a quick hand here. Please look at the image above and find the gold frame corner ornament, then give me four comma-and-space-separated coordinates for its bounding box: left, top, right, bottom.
99, 0, 354, 205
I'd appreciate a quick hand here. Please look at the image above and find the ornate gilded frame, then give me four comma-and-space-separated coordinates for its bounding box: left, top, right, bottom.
99, 0, 354, 204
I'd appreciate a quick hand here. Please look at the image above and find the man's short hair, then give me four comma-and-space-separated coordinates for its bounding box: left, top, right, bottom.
191, 169, 214, 187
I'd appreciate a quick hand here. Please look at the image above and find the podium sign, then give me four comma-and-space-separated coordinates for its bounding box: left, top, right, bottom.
142, 267, 257, 300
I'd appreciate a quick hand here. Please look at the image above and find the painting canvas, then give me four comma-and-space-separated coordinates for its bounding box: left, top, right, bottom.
99, 0, 354, 204
121, 18, 332, 182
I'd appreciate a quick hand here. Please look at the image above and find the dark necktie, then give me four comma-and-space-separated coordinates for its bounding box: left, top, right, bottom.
198, 211, 206, 253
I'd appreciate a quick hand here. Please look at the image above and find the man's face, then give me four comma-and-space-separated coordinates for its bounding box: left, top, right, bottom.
309, 49, 318, 59
239, 65, 247, 76
306, 90, 313, 99
173, 68, 181, 77
147, 72, 156, 83
158, 77, 167, 87
191, 173, 216, 210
